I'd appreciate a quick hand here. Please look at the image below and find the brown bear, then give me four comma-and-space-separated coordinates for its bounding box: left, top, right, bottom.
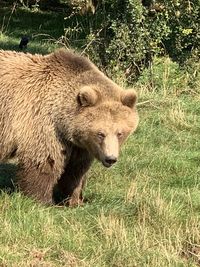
0, 49, 139, 206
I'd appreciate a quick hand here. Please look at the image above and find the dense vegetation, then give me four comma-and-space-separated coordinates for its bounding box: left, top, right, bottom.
0, 1, 199, 266
2, 0, 200, 84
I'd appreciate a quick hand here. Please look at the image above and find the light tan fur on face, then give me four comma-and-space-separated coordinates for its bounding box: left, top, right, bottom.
72, 101, 139, 167
0, 48, 139, 204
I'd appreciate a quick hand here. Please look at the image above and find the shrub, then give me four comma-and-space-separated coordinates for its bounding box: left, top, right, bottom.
64, 0, 199, 84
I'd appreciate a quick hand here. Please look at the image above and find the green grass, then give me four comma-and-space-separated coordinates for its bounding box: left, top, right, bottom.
0, 4, 200, 267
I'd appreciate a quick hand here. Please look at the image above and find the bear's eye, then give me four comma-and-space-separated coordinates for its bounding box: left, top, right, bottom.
97, 132, 106, 140
117, 132, 123, 139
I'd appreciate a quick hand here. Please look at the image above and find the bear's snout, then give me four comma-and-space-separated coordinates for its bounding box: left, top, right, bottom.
103, 155, 117, 168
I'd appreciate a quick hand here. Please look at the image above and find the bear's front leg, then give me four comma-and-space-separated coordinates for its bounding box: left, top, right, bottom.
17, 157, 63, 205
57, 147, 93, 207
13, 116, 66, 204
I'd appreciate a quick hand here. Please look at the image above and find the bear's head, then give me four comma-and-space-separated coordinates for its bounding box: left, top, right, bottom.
72, 86, 139, 167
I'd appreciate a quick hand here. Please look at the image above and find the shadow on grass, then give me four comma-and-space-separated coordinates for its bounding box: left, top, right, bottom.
0, 163, 18, 193
0, 38, 57, 54
0, 5, 65, 53
0, 6, 65, 38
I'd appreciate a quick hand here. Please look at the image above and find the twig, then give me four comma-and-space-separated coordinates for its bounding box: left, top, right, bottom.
5, 1, 17, 32
0, 15, 6, 33
136, 100, 151, 106
81, 28, 103, 55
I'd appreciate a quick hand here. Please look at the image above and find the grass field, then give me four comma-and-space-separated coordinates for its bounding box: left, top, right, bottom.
0, 4, 200, 267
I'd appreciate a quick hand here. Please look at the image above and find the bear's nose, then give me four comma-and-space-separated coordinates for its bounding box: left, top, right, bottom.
104, 156, 117, 166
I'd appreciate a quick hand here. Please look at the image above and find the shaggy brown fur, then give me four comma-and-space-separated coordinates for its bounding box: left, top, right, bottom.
0, 49, 139, 206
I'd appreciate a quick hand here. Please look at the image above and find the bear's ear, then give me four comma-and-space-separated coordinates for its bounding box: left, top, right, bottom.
121, 89, 137, 109
77, 86, 98, 107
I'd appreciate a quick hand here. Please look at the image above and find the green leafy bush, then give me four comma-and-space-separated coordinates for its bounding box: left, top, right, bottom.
5, 0, 199, 85
64, 0, 199, 84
